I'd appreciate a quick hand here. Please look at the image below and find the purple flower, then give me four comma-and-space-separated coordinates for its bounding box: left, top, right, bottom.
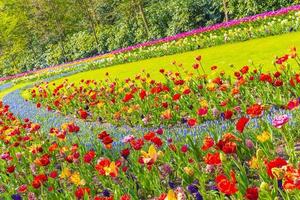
102, 189, 110, 197
278, 180, 283, 190
169, 181, 176, 189
11, 194, 22, 200
245, 139, 254, 149
272, 114, 289, 128
187, 184, 198, 194
195, 192, 203, 200
121, 135, 134, 143
160, 163, 172, 175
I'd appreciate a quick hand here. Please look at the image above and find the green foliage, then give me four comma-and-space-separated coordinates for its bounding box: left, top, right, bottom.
227, 0, 295, 18
0, 0, 296, 77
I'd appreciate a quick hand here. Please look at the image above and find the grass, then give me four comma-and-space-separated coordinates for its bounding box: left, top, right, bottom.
50, 31, 300, 84
0, 82, 33, 99
1, 31, 299, 99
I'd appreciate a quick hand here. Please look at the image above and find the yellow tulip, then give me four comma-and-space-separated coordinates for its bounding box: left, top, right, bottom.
165, 190, 177, 200
260, 182, 270, 191
141, 145, 158, 164
97, 101, 104, 108
271, 167, 284, 179
249, 156, 259, 169
207, 82, 216, 91
60, 168, 71, 179
184, 167, 194, 176
103, 161, 118, 176
220, 152, 227, 162
257, 131, 271, 142
200, 99, 208, 108
70, 171, 86, 186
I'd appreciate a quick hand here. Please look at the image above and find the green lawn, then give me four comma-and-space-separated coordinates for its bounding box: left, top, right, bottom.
2, 31, 300, 99
0, 82, 33, 99
51, 31, 300, 84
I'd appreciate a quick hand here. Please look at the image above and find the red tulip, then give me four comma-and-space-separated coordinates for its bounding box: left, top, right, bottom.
215, 171, 238, 195
187, 118, 197, 127
204, 152, 221, 165
236, 117, 249, 133
245, 187, 259, 200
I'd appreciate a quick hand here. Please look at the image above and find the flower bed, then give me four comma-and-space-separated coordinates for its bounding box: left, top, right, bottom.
1, 25, 300, 200
1, 83, 300, 199
28, 48, 300, 128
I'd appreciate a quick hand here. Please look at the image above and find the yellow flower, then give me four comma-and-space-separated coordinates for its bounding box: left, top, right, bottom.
28, 144, 42, 153
165, 189, 177, 200
271, 167, 284, 179
89, 91, 96, 98
103, 162, 118, 176
185, 75, 192, 81
4, 128, 14, 135
220, 152, 227, 162
60, 146, 69, 153
97, 101, 104, 108
128, 108, 133, 114
174, 86, 180, 91
141, 145, 158, 164
70, 171, 85, 186
249, 156, 259, 169
256, 149, 264, 159
257, 131, 271, 142
260, 182, 269, 191
60, 168, 71, 179
200, 99, 208, 108
61, 122, 71, 132
161, 109, 172, 120
207, 82, 216, 91
183, 167, 194, 176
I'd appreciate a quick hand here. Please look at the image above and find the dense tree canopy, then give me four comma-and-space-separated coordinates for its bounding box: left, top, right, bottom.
0, 0, 296, 76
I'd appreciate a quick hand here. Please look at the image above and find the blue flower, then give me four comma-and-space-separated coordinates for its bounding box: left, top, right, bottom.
102, 189, 110, 197
168, 181, 176, 189
187, 184, 198, 194
11, 194, 22, 200
195, 192, 203, 200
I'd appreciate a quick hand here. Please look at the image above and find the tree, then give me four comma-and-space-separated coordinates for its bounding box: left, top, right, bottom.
222, 0, 229, 22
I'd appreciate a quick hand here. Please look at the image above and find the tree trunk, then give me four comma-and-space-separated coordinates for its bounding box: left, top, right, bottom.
222, 0, 229, 22
87, 11, 100, 51
136, 0, 150, 38
79, 0, 100, 52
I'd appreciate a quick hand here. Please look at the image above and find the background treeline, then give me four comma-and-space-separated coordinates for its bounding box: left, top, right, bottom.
0, 0, 298, 76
